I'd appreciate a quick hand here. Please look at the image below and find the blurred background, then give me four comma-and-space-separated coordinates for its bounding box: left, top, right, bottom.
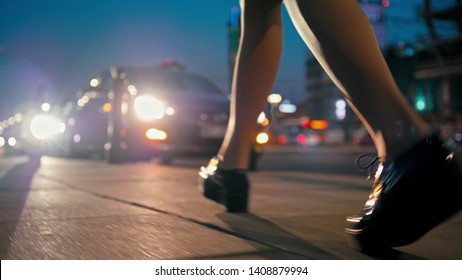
0, 0, 461, 160
2, 1, 462, 261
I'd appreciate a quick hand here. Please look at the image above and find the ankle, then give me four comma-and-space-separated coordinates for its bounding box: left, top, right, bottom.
216, 155, 249, 171
385, 130, 438, 162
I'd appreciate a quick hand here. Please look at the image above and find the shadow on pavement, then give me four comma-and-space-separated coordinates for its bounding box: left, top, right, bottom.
217, 212, 428, 260
362, 248, 426, 260
0, 157, 41, 258
216, 212, 338, 259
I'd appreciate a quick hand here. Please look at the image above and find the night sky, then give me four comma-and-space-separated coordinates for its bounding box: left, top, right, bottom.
0, 0, 427, 119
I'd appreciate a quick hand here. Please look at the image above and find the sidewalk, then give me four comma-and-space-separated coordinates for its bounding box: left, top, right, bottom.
0, 153, 461, 260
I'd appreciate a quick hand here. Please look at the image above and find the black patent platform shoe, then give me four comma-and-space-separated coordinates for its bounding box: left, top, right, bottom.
198, 157, 249, 212
346, 134, 462, 251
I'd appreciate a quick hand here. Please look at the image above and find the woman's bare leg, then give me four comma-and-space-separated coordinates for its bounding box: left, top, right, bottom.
217, 0, 283, 170
284, 0, 431, 161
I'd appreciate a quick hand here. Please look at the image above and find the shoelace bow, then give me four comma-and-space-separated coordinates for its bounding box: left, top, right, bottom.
355, 153, 382, 180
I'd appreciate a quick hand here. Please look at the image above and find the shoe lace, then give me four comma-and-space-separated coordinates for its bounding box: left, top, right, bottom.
355, 153, 381, 180
356, 154, 386, 213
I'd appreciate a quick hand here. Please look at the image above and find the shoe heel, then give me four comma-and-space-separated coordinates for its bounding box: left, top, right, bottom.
199, 160, 250, 213
224, 193, 248, 212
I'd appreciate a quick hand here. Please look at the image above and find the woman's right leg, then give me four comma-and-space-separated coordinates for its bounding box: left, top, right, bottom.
283, 0, 430, 162
284, 0, 460, 250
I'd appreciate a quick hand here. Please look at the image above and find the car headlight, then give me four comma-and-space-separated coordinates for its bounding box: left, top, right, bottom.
255, 132, 269, 145
8, 137, 17, 147
30, 115, 66, 140
134, 95, 165, 121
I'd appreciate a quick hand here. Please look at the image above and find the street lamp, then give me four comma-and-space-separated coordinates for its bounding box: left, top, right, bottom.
267, 93, 282, 130
335, 99, 346, 120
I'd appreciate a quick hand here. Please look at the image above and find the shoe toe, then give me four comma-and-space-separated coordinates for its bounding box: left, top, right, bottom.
346, 135, 462, 250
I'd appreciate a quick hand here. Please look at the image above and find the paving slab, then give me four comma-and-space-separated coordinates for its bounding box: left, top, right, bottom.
0, 152, 461, 260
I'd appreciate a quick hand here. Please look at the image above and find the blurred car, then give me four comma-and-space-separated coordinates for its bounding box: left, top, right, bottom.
272, 117, 328, 146
0, 103, 66, 162
60, 62, 269, 168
